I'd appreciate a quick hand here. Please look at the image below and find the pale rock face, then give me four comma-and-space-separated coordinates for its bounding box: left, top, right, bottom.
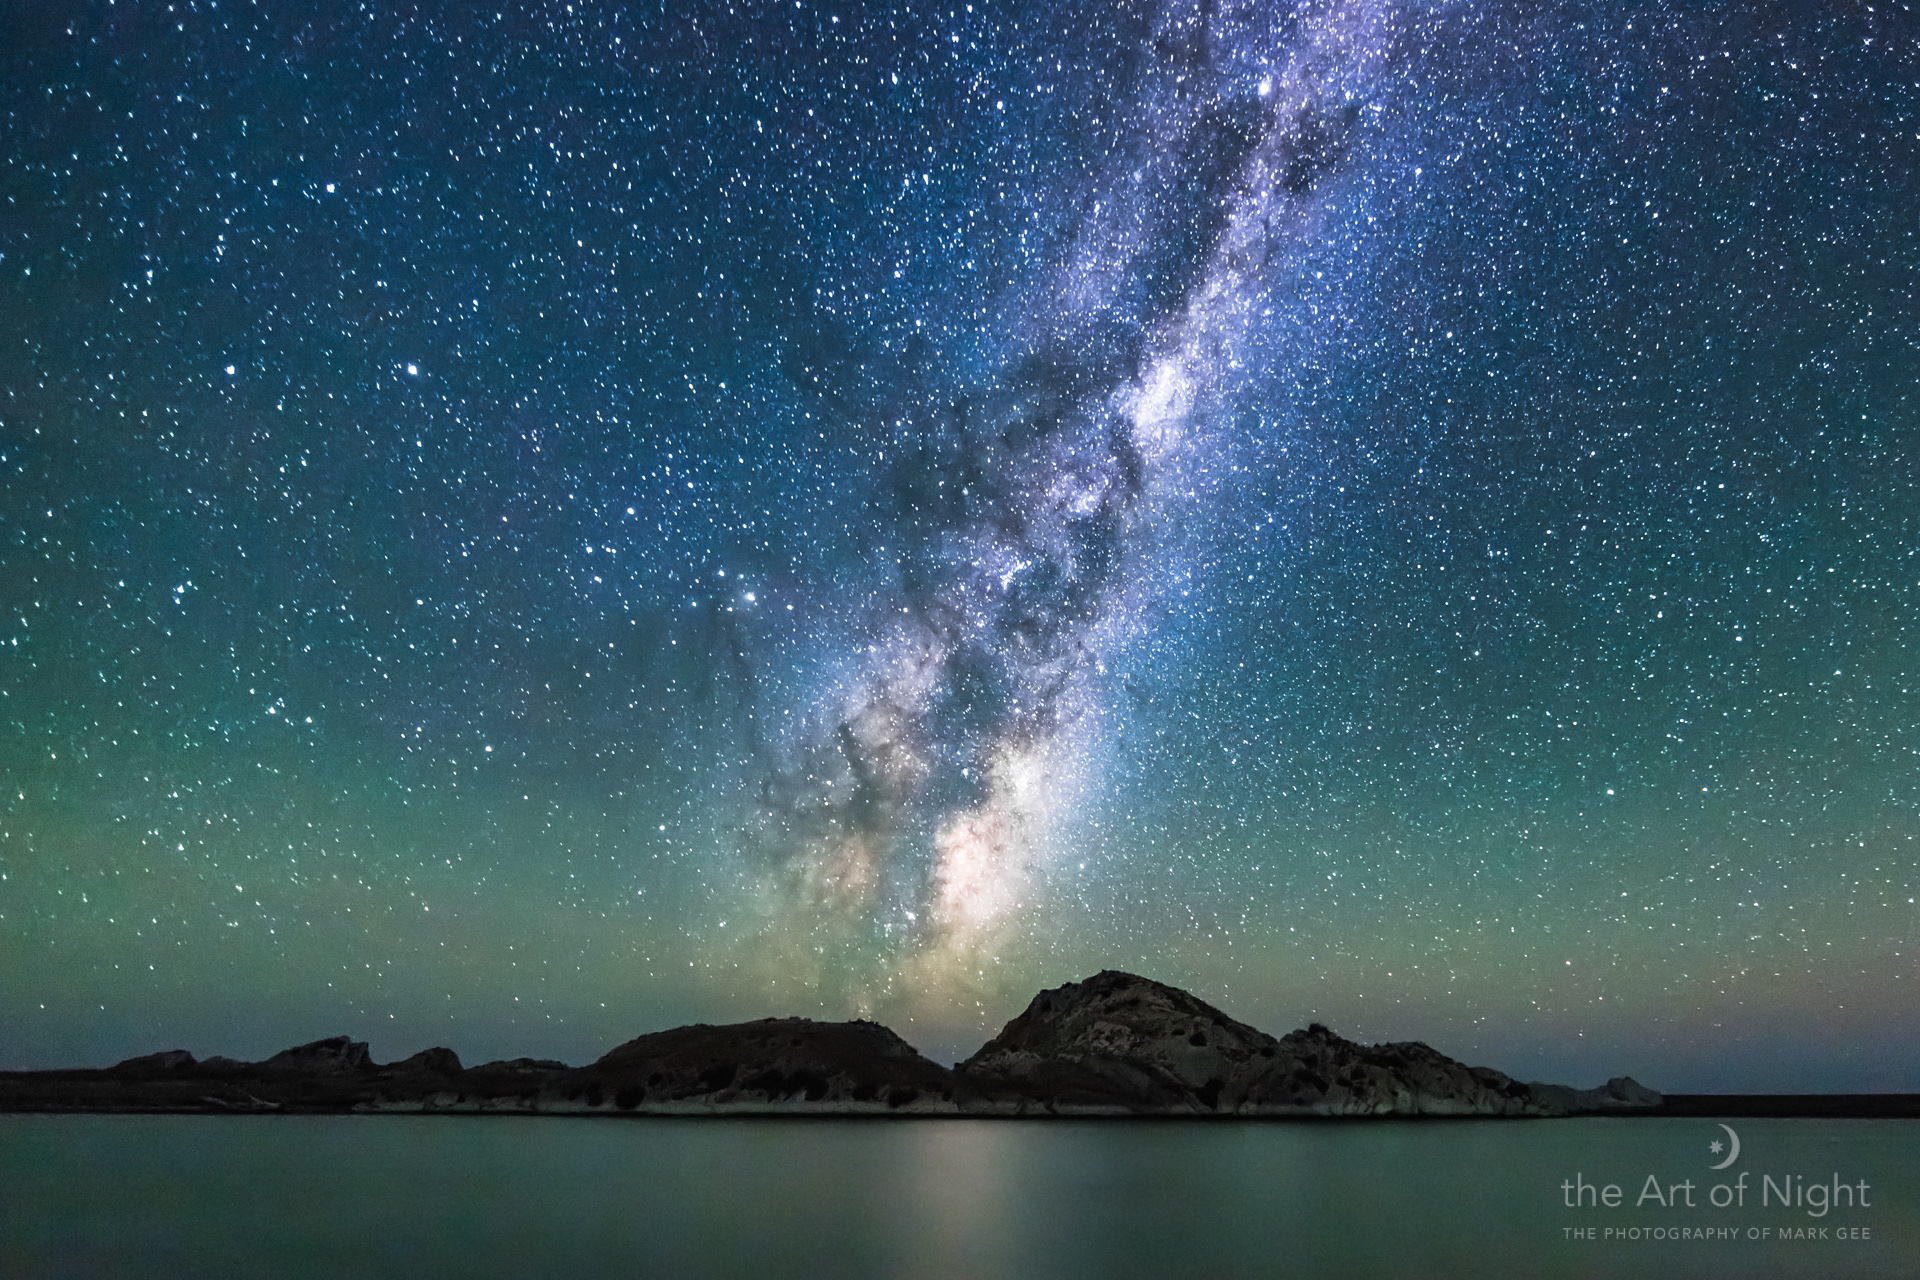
957, 971, 1590, 1117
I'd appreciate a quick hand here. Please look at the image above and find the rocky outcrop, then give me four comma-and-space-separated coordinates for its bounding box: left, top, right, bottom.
1258, 1023, 1540, 1116
112, 1049, 197, 1073
557, 1018, 957, 1113
471, 1057, 568, 1075
0, 972, 1661, 1117
1528, 1075, 1662, 1113
957, 969, 1284, 1112
386, 1048, 463, 1076
955, 971, 1630, 1117
260, 1036, 372, 1073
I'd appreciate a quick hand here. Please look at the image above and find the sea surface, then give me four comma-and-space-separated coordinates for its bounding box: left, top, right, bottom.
2, 1115, 1915, 1278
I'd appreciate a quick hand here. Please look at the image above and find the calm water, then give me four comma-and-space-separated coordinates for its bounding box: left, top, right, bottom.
2, 1115, 1915, 1278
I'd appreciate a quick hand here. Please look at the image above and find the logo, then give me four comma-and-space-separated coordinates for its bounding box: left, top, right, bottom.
1707, 1123, 1741, 1171
1558, 1125, 1878, 1245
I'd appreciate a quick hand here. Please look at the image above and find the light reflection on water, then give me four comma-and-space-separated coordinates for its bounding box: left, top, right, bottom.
2, 1116, 1915, 1279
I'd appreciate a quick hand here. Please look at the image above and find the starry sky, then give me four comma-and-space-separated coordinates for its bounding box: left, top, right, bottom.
2, 0, 1916, 1091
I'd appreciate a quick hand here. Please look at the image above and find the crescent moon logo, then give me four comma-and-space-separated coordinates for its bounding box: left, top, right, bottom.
1708, 1123, 1741, 1170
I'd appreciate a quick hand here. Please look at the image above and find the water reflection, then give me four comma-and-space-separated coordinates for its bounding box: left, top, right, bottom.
2, 1116, 1915, 1279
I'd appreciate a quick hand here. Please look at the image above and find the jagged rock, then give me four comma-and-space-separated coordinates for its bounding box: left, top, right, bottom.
387, 1048, 462, 1075
111, 1049, 197, 1073
259, 1037, 372, 1073
1261, 1024, 1540, 1116
958, 971, 1547, 1116
566, 1018, 956, 1111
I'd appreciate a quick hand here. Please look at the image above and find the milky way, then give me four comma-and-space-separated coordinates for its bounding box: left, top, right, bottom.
746, 0, 1403, 976
2, 0, 1914, 1084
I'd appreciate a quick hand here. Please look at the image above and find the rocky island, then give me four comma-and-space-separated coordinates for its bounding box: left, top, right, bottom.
0, 971, 1660, 1118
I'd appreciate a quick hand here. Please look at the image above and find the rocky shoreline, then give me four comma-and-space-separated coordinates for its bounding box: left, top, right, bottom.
0, 971, 1662, 1119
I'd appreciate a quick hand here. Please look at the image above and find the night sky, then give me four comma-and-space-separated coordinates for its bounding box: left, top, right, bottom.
3, 0, 1915, 1092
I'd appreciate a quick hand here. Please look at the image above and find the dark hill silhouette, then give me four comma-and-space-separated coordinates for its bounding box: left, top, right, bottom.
0, 971, 1672, 1117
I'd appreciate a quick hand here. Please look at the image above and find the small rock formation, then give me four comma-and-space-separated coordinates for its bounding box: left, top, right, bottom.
565, 1017, 956, 1112
1528, 1075, 1662, 1113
